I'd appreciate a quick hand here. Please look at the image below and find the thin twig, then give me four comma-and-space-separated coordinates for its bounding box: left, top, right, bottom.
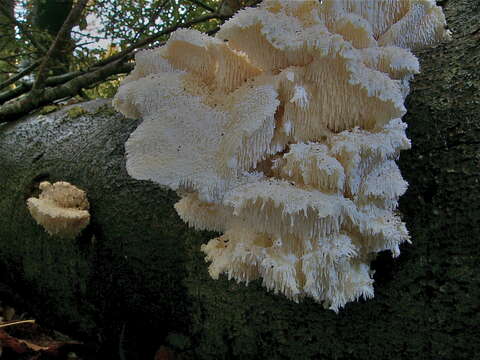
32, 0, 89, 91
0, 4, 239, 120
71, 30, 109, 40
186, 0, 216, 13
0, 60, 133, 122
0, 52, 37, 62
0, 320, 35, 328
133, 0, 170, 42
0, 60, 41, 92
0, 2, 47, 54
0, 64, 124, 105
94, 13, 219, 68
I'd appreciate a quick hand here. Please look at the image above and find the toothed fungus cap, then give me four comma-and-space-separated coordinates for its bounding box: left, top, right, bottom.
27, 181, 90, 239
113, 0, 449, 311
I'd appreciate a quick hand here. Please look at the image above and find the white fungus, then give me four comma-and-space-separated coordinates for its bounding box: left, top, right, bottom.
27, 181, 90, 239
113, 0, 450, 311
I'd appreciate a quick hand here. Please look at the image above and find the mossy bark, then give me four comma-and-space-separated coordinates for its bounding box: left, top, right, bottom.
0, 1, 479, 359
0, 100, 196, 358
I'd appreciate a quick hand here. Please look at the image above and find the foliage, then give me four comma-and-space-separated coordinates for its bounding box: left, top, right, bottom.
0, 0, 244, 121
73, 0, 221, 67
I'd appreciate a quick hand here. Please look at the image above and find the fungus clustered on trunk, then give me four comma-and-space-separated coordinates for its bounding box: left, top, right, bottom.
113, 0, 450, 311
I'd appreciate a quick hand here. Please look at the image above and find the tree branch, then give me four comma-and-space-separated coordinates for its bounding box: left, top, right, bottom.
0, 59, 132, 105
0, 52, 37, 62
0, 83, 28, 104
0, 60, 41, 92
0, 61, 133, 122
0, 6, 231, 120
135, 0, 170, 41
186, 0, 216, 13
32, 0, 89, 91
94, 13, 220, 68
0, 2, 47, 54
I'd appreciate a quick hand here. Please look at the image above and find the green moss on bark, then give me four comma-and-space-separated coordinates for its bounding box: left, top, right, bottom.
0, 100, 204, 358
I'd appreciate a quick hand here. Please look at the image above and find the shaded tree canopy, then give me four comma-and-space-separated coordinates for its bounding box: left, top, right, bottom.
0, 0, 258, 122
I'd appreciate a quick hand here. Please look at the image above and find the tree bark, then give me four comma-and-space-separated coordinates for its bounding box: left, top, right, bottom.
0, 1, 478, 359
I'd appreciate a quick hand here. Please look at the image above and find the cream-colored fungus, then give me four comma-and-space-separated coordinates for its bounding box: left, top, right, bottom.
113, 0, 449, 311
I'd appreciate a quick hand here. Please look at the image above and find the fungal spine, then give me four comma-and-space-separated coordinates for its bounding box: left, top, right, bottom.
113, 0, 450, 311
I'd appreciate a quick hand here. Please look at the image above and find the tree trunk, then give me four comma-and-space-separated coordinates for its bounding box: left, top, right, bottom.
0, 1, 479, 359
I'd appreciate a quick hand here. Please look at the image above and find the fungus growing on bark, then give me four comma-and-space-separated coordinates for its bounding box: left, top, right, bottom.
27, 181, 90, 239
113, 0, 449, 311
